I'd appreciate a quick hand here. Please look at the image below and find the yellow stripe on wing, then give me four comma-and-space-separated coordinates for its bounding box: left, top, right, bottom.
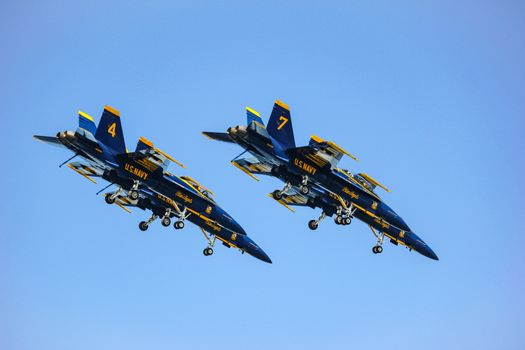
267, 194, 295, 212
67, 163, 97, 184
231, 161, 260, 181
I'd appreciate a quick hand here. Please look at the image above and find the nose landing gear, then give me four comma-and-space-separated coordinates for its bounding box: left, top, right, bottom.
200, 228, 216, 257
368, 225, 385, 255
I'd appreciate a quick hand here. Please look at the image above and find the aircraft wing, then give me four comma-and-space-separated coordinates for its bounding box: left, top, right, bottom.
66, 161, 105, 183
231, 157, 273, 181
132, 137, 185, 172
301, 135, 359, 168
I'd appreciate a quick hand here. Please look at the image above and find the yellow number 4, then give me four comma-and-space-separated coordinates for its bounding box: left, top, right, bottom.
107, 122, 116, 138
277, 116, 288, 130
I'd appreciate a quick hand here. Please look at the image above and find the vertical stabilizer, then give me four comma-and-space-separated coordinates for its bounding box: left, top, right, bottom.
94, 105, 126, 154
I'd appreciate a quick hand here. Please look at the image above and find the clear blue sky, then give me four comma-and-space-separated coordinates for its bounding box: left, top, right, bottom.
1, 1, 524, 349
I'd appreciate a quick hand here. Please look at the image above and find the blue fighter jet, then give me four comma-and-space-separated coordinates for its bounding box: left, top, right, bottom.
34, 106, 271, 263
203, 100, 438, 260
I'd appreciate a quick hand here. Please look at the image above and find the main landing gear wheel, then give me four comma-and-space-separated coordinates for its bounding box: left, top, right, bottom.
300, 186, 309, 195
105, 195, 115, 205
272, 190, 283, 200
335, 216, 343, 225
372, 245, 383, 254
174, 221, 185, 229
139, 221, 149, 231
308, 220, 318, 230
203, 247, 214, 256
129, 190, 139, 200
344, 217, 352, 225
161, 217, 171, 227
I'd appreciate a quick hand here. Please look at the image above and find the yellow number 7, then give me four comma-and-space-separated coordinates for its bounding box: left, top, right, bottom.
277, 116, 288, 130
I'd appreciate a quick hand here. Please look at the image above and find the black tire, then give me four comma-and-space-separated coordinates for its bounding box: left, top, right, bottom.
344, 217, 352, 225
308, 220, 318, 230
207, 248, 213, 256
139, 221, 148, 231
105, 195, 115, 205
376, 246, 383, 254
272, 190, 283, 200
335, 216, 342, 225
130, 190, 139, 200
174, 221, 184, 229
203, 248, 208, 256
161, 217, 171, 227
300, 186, 309, 195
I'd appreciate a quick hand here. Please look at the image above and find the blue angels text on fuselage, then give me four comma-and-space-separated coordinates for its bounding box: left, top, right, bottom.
203, 100, 438, 260
34, 106, 271, 263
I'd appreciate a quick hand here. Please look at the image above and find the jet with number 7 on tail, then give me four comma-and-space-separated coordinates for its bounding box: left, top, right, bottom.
34, 106, 272, 263
203, 100, 438, 260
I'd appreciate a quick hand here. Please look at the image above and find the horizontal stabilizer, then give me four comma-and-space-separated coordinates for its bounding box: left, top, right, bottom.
33, 135, 64, 148
202, 131, 234, 143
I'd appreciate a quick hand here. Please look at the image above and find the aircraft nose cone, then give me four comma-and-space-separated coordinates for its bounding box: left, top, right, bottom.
410, 233, 439, 260
240, 236, 272, 264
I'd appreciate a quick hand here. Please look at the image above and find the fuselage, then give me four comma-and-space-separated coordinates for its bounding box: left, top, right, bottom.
56, 129, 271, 263
227, 124, 438, 260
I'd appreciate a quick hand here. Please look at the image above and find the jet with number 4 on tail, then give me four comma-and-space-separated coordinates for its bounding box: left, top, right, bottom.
34, 106, 271, 263
203, 100, 438, 260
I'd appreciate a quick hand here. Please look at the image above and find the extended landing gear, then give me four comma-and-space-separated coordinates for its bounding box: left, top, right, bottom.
128, 180, 140, 200
139, 214, 157, 231
334, 203, 355, 226
161, 208, 172, 227
368, 225, 385, 255
161, 217, 171, 227
372, 245, 383, 254
200, 230, 216, 257
171, 205, 189, 230
105, 194, 115, 204
335, 215, 352, 225
105, 186, 123, 205
299, 175, 310, 195
308, 211, 326, 230
272, 182, 292, 200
